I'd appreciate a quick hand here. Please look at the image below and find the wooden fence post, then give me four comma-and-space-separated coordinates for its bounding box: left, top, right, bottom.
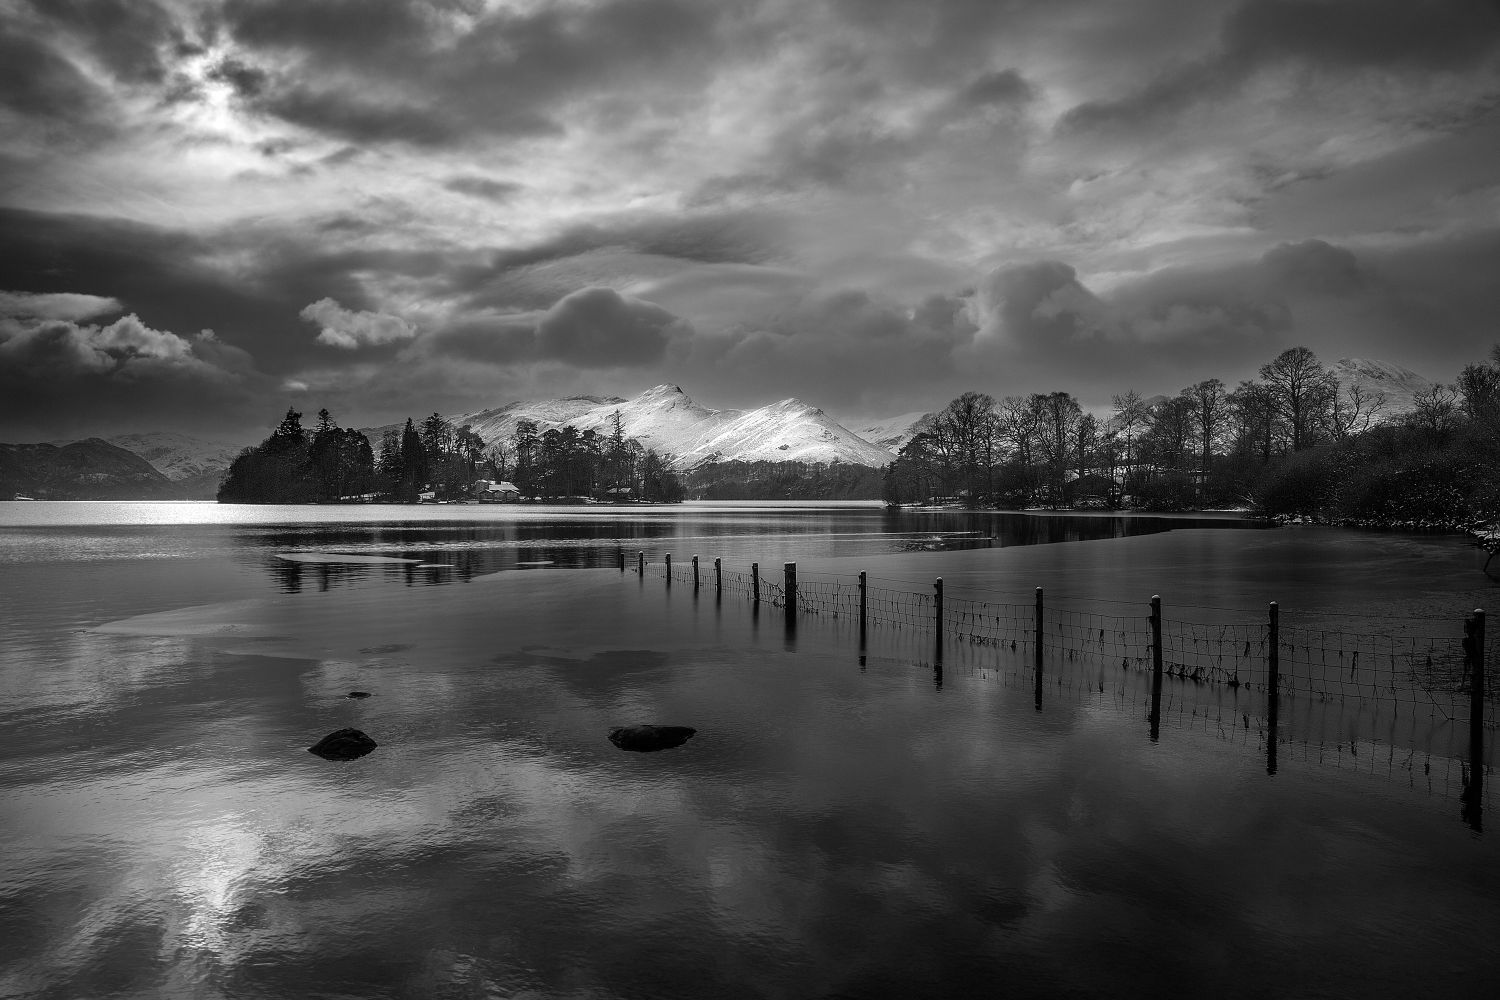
618, 550, 624, 572
637, 551, 644, 576
1149, 595, 1163, 740
1267, 601, 1280, 775
664, 553, 671, 586
934, 577, 944, 667
1464, 608, 1486, 831
858, 571, 868, 649
751, 562, 760, 604
784, 562, 798, 622
692, 555, 699, 590
1034, 587, 1044, 711
714, 557, 722, 595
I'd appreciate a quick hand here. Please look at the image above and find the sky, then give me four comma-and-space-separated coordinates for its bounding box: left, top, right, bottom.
2, 0, 1499, 443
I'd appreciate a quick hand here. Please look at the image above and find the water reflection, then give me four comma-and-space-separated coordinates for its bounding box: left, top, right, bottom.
227, 508, 1263, 593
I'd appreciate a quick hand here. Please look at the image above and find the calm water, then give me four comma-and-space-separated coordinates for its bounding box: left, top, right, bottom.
1, 501, 1497, 998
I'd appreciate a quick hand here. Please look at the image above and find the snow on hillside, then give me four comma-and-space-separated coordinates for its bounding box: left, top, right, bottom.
452, 385, 894, 470
1330, 358, 1435, 418
107, 432, 243, 481
849, 412, 934, 454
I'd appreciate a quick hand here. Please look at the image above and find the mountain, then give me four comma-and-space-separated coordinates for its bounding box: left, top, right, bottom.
453, 385, 895, 470
1329, 358, 1434, 419
106, 432, 243, 499
108, 432, 242, 481
850, 412, 935, 454
1, 439, 181, 500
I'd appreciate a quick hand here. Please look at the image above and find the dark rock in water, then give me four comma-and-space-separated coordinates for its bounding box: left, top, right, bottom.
308, 728, 378, 760
608, 725, 696, 752
346, 691, 372, 699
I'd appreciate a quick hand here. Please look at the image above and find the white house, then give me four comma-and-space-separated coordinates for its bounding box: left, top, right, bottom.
474, 479, 522, 501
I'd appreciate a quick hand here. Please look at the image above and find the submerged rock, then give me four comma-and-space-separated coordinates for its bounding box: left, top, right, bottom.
608, 725, 696, 752
346, 691, 372, 699
308, 728, 378, 760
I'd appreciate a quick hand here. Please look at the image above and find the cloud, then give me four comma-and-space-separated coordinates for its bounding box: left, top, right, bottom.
1058, 0, 1500, 137
0, 290, 122, 322
1257, 239, 1367, 296
218, 0, 724, 148
535, 287, 685, 367
973, 261, 1109, 345
0, 312, 218, 377
0, 306, 273, 438
442, 176, 523, 203
300, 297, 417, 349
955, 68, 1034, 108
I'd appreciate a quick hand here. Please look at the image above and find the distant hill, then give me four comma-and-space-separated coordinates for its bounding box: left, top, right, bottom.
1, 439, 181, 500
849, 411, 935, 454
107, 432, 243, 499
1329, 358, 1435, 419
443, 384, 896, 470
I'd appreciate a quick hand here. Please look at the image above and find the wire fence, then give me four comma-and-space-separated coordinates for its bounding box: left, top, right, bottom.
627, 552, 1495, 799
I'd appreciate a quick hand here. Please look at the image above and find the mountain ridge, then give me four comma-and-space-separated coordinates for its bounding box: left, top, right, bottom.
450, 384, 896, 470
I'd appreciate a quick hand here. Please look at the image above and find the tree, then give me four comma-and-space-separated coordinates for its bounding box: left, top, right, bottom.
1259, 347, 1336, 451
1035, 391, 1081, 506
1329, 383, 1387, 441
1457, 345, 1500, 425
511, 419, 539, 496
399, 418, 426, 501
1110, 390, 1151, 493
217, 407, 315, 503
1407, 383, 1462, 440
933, 391, 997, 503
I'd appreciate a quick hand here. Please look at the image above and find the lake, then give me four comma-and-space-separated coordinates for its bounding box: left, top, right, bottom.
1, 501, 1497, 998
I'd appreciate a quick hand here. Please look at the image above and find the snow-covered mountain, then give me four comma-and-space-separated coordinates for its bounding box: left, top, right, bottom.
454, 385, 895, 470
849, 412, 934, 454
1330, 358, 1434, 418
108, 432, 243, 482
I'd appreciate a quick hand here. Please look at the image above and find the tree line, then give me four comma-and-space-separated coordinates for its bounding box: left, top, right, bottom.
881, 345, 1500, 529
218, 407, 683, 503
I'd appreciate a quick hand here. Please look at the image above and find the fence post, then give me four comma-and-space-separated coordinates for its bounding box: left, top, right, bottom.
934, 577, 944, 667
618, 550, 624, 572
784, 562, 798, 622
1464, 609, 1486, 831
1267, 601, 1280, 775
714, 557, 722, 595
1034, 587, 1044, 711
1149, 595, 1163, 741
692, 555, 700, 590
751, 562, 760, 604
665, 553, 671, 586
858, 571, 868, 650
638, 551, 644, 576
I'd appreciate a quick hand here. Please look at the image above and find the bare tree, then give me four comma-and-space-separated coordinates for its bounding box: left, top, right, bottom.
1408, 383, 1462, 438
1329, 383, 1387, 441
1182, 378, 1228, 475
1259, 347, 1337, 451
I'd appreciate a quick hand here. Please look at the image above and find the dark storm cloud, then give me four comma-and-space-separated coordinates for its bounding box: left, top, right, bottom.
535, 287, 684, 367
22, 0, 176, 86
442, 176, 523, 203
955, 69, 1035, 108
417, 316, 539, 366
207, 57, 269, 98
1059, 0, 1500, 135
0, 207, 447, 376
459, 212, 787, 310
1257, 239, 1367, 296
0, 21, 110, 124
218, 0, 726, 147
682, 288, 974, 414
0, 300, 268, 439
